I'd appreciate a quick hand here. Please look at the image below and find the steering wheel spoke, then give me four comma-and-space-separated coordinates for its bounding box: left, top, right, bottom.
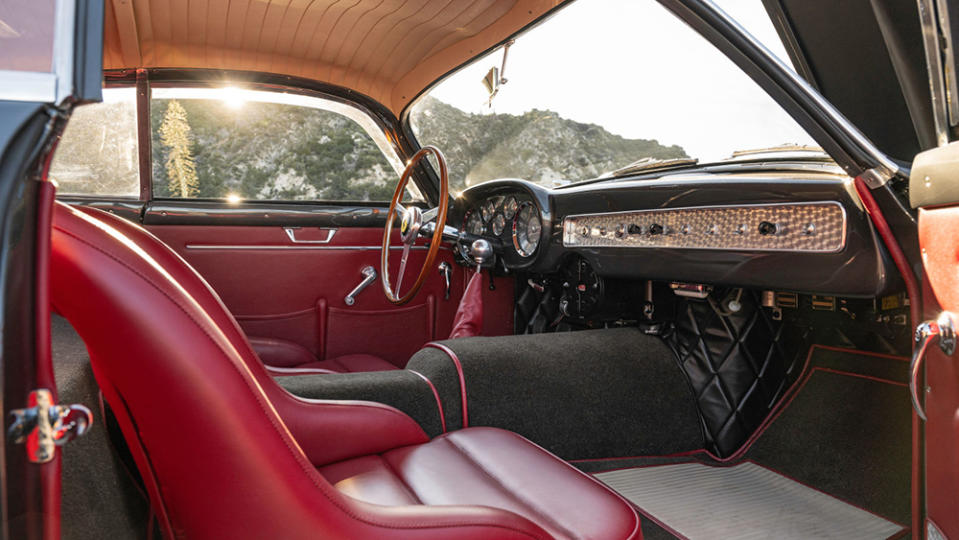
380, 146, 449, 305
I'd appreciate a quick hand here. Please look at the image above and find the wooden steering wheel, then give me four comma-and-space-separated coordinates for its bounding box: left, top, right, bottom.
380, 146, 449, 305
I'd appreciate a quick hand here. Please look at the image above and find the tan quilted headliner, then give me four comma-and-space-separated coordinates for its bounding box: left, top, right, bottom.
103, 0, 563, 115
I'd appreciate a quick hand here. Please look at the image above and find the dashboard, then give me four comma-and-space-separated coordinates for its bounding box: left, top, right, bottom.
451, 171, 893, 298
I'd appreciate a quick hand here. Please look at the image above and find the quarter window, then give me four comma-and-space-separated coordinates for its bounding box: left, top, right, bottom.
49, 88, 140, 197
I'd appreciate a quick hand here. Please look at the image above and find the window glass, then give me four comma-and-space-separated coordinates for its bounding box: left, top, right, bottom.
0, 0, 56, 72
409, 0, 817, 191
150, 87, 414, 202
50, 88, 140, 197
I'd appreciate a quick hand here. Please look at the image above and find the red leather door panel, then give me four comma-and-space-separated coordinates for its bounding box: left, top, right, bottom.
147, 225, 513, 367
918, 206, 959, 539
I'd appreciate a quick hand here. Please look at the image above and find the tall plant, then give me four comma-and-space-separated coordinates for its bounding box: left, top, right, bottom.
158, 99, 199, 197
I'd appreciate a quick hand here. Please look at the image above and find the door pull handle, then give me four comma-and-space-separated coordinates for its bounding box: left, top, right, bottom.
910, 312, 956, 420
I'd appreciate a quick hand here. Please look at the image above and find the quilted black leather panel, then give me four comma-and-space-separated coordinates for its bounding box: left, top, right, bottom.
667, 290, 808, 457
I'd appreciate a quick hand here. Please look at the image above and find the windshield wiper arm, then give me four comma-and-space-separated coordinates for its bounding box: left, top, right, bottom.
604, 157, 699, 178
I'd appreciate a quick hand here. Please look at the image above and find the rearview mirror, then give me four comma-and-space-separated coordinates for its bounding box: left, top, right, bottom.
482, 66, 500, 97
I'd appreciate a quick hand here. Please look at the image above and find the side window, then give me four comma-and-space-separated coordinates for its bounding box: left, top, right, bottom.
149, 87, 414, 202
49, 88, 140, 197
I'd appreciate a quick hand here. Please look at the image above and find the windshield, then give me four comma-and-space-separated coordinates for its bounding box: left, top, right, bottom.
408, 0, 818, 192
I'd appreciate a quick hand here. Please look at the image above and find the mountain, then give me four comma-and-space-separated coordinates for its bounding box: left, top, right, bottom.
143, 95, 688, 201
410, 96, 687, 191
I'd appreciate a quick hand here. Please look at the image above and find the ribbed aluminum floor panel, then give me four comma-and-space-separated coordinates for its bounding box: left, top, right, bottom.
595, 462, 904, 540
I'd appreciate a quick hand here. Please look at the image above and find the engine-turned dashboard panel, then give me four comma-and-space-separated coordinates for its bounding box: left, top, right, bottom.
562, 202, 846, 253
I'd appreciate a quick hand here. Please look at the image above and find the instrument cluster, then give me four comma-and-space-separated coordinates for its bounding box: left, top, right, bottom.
462, 193, 543, 263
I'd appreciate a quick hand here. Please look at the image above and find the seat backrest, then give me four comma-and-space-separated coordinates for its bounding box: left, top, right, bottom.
50, 202, 547, 539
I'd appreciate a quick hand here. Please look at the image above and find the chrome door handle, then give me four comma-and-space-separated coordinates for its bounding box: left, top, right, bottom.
345, 266, 377, 306
438, 262, 452, 300
284, 227, 336, 244
910, 312, 956, 420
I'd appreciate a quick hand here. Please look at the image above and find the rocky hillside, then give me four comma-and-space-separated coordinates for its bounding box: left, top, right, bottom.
410, 96, 687, 191
145, 95, 688, 201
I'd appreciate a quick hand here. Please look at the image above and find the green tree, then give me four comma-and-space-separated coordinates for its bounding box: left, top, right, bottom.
158, 99, 199, 197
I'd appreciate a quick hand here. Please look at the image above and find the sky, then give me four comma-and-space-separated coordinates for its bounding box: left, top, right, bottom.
423, 0, 816, 162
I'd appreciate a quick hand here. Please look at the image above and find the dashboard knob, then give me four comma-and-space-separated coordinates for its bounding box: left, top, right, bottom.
758, 221, 780, 236
627, 224, 644, 235
649, 223, 664, 235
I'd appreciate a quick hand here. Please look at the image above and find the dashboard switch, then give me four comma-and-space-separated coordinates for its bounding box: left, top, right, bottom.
627, 224, 644, 235
758, 221, 780, 236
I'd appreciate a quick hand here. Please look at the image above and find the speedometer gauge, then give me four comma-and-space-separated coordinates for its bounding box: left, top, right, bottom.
512, 204, 541, 257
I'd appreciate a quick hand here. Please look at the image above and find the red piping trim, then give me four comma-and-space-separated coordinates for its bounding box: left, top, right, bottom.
425, 342, 468, 428
569, 448, 708, 464
853, 177, 921, 540
408, 370, 447, 433
812, 366, 908, 387
810, 343, 909, 362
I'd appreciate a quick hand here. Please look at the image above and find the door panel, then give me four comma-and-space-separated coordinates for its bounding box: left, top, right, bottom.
918, 206, 959, 538
149, 224, 513, 366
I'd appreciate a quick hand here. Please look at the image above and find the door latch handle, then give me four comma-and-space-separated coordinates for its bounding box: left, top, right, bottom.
910, 312, 956, 420
344, 266, 377, 306
8, 389, 93, 463
438, 262, 452, 300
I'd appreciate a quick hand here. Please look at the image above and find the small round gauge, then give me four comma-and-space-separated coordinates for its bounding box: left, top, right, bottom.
512, 204, 542, 257
503, 196, 519, 219
492, 213, 507, 236
481, 200, 495, 222
465, 210, 485, 235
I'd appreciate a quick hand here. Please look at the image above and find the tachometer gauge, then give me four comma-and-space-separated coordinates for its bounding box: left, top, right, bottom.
504, 196, 519, 219
512, 204, 542, 257
492, 213, 507, 236
465, 210, 485, 235
481, 200, 495, 222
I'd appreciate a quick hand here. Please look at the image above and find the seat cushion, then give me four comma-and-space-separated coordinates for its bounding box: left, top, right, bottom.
320, 427, 642, 540
298, 353, 400, 373
250, 336, 399, 373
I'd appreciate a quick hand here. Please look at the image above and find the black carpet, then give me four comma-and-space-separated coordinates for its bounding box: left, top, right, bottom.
745, 347, 912, 527
53, 315, 148, 540
408, 328, 704, 460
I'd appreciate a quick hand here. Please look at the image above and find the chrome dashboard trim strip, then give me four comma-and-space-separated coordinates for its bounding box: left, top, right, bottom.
184, 244, 440, 251
562, 201, 848, 253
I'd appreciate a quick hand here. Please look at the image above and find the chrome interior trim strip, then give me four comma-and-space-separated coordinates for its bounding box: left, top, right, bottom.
563, 201, 847, 253
184, 244, 440, 251
935, 0, 959, 126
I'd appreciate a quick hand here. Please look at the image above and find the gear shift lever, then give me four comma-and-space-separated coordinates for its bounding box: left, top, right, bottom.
470, 239, 493, 270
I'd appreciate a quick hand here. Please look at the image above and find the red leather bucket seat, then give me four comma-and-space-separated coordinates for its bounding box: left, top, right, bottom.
50, 202, 641, 539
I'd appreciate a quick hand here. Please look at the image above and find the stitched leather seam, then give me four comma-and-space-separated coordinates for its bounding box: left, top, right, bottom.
378, 454, 423, 505
57, 224, 546, 536
443, 436, 581, 540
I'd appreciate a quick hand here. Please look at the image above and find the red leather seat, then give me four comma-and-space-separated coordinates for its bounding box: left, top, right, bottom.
249, 336, 399, 373
50, 202, 641, 540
